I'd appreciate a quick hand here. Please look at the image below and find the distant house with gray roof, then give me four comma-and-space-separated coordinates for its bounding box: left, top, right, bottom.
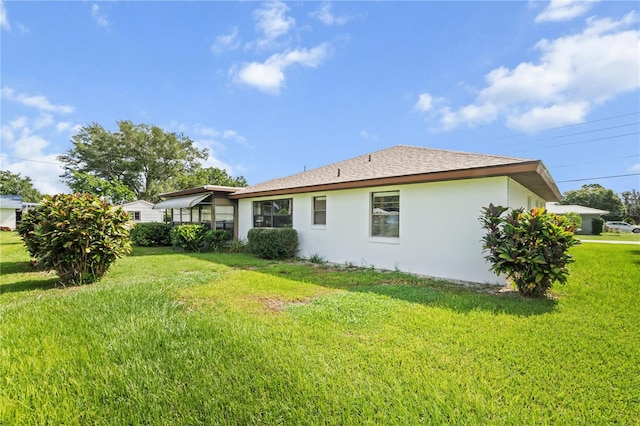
155, 145, 562, 285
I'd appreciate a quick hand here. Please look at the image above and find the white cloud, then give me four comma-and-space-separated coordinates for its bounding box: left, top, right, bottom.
311, 3, 348, 26
0, 119, 67, 194
1, 0, 10, 31
253, 0, 295, 50
211, 27, 240, 55
414, 93, 434, 112
91, 4, 109, 28
34, 113, 54, 129
164, 122, 248, 174
5, 154, 67, 195
233, 43, 330, 94
420, 11, 640, 132
629, 163, 640, 173
222, 130, 248, 145
535, 0, 599, 23
1, 87, 75, 114
505, 101, 589, 132
359, 129, 378, 141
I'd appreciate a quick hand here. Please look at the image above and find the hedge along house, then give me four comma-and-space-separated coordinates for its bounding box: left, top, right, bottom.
229, 145, 561, 285
153, 186, 240, 238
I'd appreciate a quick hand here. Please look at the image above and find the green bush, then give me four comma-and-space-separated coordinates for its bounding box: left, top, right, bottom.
247, 228, 298, 260
203, 229, 231, 252
170, 224, 207, 252
17, 193, 131, 286
130, 222, 172, 246
591, 218, 604, 235
480, 204, 580, 298
564, 212, 582, 230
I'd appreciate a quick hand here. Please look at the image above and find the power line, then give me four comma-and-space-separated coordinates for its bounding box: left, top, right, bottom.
545, 122, 639, 140
551, 154, 640, 169
508, 132, 639, 154
556, 173, 640, 183
492, 111, 640, 141
0, 154, 63, 166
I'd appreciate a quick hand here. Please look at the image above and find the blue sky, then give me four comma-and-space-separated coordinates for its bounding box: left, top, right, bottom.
1, 0, 639, 197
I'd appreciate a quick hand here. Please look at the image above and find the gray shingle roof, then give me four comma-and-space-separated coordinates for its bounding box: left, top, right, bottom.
546, 203, 610, 215
231, 145, 560, 200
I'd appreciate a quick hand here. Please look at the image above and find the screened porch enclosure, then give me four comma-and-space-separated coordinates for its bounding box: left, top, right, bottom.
154, 192, 237, 239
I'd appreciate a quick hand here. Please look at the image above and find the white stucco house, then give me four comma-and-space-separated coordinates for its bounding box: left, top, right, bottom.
0, 195, 23, 230
155, 145, 562, 285
545, 202, 609, 235
120, 200, 164, 223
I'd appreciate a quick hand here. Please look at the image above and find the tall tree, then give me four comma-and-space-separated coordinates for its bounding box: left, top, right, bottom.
0, 170, 44, 202
68, 171, 137, 205
621, 189, 640, 224
561, 184, 624, 220
174, 167, 247, 190
59, 121, 207, 202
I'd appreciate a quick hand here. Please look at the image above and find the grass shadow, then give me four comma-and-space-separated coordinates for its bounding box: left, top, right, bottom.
0, 261, 37, 275
0, 276, 59, 294
191, 252, 557, 317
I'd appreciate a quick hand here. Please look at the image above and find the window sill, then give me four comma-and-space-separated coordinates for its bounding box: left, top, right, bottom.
369, 236, 400, 245
311, 225, 326, 230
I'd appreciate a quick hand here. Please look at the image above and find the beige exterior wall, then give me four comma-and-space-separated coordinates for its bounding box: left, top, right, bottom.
238, 176, 545, 285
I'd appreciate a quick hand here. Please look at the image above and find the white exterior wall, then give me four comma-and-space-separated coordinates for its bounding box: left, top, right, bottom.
508, 179, 546, 210
237, 176, 544, 285
0, 208, 17, 230
121, 201, 163, 223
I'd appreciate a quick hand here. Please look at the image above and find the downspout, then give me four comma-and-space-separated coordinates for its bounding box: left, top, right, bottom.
211, 192, 215, 230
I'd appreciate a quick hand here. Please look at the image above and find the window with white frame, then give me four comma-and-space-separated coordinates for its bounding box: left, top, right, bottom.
313, 196, 326, 225
253, 199, 292, 228
128, 211, 141, 221
371, 191, 399, 237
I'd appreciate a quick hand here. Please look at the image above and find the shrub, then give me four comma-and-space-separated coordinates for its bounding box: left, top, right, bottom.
203, 229, 231, 252
591, 218, 604, 235
308, 252, 326, 264
17, 193, 131, 286
130, 222, 172, 246
226, 238, 247, 253
247, 228, 298, 260
170, 224, 207, 252
480, 204, 580, 298
564, 212, 582, 230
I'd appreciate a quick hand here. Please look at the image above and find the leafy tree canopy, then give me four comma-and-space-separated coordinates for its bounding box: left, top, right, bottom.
560, 184, 624, 220
174, 167, 247, 190
68, 171, 136, 205
59, 121, 207, 202
621, 189, 640, 224
0, 170, 44, 203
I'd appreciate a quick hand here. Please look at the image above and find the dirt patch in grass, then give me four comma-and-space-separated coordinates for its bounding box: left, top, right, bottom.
255, 296, 315, 312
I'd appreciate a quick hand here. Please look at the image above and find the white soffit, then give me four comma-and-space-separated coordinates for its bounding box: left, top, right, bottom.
153, 193, 209, 210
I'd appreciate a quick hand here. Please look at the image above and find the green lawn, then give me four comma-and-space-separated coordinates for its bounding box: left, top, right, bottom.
577, 231, 640, 242
1, 232, 639, 424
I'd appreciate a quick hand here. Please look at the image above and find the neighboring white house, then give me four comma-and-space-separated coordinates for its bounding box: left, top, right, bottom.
120, 200, 163, 223
155, 145, 561, 285
546, 202, 609, 235
0, 195, 22, 230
